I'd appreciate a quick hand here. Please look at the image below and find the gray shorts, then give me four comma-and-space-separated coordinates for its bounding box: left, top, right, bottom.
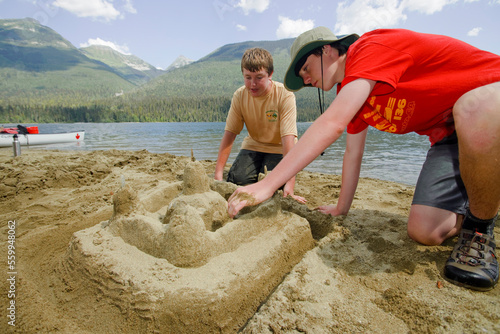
412, 132, 468, 215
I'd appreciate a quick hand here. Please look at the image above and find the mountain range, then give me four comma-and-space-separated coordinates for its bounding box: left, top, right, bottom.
79, 44, 169, 86
0, 18, 333, 122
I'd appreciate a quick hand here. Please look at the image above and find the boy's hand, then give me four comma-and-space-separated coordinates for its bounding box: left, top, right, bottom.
227, 182, 274, 218
287, 193, 307, 204
283, 181, 307, 204
315, 204, 347, 216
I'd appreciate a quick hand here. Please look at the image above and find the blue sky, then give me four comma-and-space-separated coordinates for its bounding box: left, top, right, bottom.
1, 0, 499, 69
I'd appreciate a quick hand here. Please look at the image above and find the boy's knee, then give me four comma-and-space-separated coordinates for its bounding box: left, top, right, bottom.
407, 216, 448, 246
227, 169, 257, 186
407, 226, 443, 246
454, 82, 500, 123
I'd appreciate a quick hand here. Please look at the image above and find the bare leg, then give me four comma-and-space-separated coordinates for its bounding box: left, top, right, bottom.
444, 82, 500, 291
407, 204, 463, 246
453, 82, 500, 219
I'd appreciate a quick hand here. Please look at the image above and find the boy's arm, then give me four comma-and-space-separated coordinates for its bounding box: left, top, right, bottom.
280, 135, 306, 203
228, 78, 376, 217
215, 130, 237, 180
316, 128, 367, 216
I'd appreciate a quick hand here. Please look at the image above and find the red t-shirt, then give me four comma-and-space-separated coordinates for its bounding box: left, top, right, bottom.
342, 29, 500, 145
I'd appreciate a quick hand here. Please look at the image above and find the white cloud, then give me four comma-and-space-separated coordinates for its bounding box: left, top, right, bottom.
236, 0, 269, 15
53, 0, 119, 20
236, 24, 247, 31
123, 0, 137, 14
52, 0, 137, 21
276, 16, 314, 39
80, 38, 130, 54
467, 27, 482, 36
335, 0, 461, 35
335, 0, 406, 35
401, 0, 458, 15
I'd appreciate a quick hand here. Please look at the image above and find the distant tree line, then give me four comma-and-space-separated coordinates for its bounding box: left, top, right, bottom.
0, 94, 326, 123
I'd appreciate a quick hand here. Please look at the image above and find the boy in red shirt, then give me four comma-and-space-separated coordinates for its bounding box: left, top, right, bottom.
227, 27, 500, 291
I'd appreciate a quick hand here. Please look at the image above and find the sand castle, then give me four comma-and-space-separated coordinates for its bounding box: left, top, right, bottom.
63, 161, 315, 333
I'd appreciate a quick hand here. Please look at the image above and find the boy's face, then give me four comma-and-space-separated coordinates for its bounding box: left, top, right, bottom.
243, 68, 273, 97
298, 45, 341, 92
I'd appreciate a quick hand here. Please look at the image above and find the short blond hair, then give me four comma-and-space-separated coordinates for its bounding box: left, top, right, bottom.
241, 48, 274, 75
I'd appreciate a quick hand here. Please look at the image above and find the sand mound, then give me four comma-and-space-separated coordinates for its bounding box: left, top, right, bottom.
62, 161, 315, 333
0, 149, 498, 334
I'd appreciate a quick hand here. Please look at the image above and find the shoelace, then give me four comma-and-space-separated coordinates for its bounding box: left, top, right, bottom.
457, 231, 488, 266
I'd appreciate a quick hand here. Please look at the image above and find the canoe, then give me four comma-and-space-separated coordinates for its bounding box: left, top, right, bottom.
0, 131, 85, 147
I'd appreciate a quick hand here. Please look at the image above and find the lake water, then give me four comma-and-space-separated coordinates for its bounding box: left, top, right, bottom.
6, 122, 431, 186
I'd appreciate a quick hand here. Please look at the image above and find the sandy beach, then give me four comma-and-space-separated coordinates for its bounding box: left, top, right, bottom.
0, 148, 498, 333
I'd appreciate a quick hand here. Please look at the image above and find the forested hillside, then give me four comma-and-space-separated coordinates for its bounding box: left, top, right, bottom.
0, 19, 135, 106
0, 18, 334, 123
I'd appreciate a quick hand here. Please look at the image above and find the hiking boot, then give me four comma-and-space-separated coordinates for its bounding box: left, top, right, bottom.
444, 228, 498, 291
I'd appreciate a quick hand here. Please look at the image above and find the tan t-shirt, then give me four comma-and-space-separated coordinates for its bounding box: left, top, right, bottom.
224, 81, 297, 154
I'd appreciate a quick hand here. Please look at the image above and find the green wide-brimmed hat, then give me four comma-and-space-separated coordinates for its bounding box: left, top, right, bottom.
284, 26, 359, 92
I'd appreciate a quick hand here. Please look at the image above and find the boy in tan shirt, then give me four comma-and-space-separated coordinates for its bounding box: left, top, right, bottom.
215, 47, 305, 203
